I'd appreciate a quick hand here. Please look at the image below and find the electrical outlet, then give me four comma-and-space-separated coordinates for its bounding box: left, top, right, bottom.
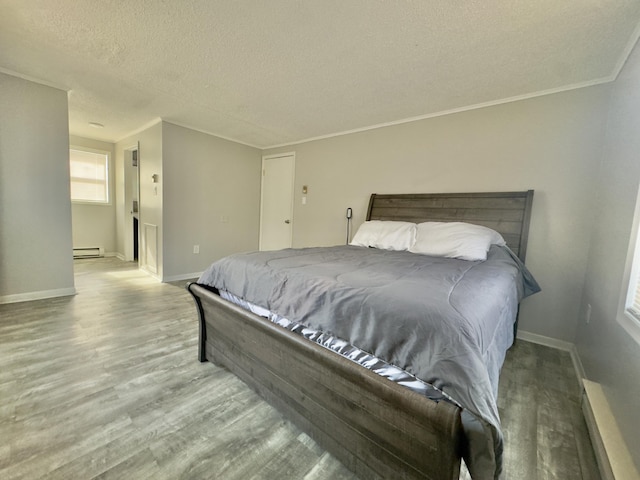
585, 303, 592, 324
193, 245, 199, 254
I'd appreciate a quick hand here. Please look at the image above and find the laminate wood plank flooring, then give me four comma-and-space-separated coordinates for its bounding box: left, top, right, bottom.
0, 258, 600, 479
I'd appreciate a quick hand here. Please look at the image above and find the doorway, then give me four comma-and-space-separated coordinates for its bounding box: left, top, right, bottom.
259, 153, 295, 251
124, 144, 141, 263
132, 148, 139, 261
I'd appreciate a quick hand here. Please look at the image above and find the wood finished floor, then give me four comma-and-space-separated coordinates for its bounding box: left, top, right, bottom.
1, 257, 600, 479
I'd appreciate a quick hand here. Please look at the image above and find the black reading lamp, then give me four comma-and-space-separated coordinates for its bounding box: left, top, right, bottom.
346, 207, 353, 245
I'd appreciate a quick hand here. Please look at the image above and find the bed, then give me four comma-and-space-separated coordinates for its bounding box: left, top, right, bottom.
187, 191, 538, 480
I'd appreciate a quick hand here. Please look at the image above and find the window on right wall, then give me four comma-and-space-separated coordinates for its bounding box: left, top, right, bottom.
619, 184, 640, 345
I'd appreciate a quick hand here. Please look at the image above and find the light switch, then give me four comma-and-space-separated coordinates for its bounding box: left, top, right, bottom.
302, 185, 308, 194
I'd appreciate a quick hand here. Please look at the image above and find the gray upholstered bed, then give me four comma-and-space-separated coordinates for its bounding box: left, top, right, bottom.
187, 191, 537, 480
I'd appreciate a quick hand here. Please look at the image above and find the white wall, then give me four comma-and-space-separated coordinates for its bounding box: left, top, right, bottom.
162, 122, 262, 280
69, 135, 116, 255
0, 72, 75, 301
264, 85, 611, 342
576, 39, 640, 469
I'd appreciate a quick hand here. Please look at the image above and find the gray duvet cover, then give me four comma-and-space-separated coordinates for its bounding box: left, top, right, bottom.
198, 244, 540, 480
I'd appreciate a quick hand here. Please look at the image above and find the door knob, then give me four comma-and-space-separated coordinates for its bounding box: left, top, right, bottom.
284, 219, 291, 224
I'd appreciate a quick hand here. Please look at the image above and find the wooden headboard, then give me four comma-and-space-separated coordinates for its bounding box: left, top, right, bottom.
366, 190, 534, 262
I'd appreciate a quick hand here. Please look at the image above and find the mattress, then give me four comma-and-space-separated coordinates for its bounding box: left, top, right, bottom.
219, 289, 460, 405
198, 244, 540, 478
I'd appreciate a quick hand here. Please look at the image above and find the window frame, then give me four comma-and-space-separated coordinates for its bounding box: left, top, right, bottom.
69, 146, 111, 206
618, 184, 640, 345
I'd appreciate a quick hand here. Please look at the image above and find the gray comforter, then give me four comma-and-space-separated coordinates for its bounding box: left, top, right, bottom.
198, 244, 540, 479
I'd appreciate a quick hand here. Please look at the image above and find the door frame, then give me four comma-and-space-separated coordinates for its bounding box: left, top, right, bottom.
259, 152, 296, 250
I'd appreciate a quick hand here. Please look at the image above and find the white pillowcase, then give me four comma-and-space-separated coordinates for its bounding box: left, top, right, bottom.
408, 222, 506, 261
350, 220, 416, 251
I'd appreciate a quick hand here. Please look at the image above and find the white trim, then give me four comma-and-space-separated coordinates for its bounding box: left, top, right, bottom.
263, 18, 639, 152
162, 272, 204, 283
0, 67, 69, 91
162, 120, 262, 149
142, 223, 158, 274
115, 118, 162, 144
619, 312, 640, 345
261, 152, 297, 159
611, 20, 640, 82
516, 329, 586, 382
117, 117, 263, 149
264, 77, 615, 149
114, 252, 126, 261
71, 200, 113, 206
140, 265, 161, 281
70, 144, 111, 156
517, 329, 574, 351
517, 331, 639, 478
616, 181, 640, 347
0, 287, 77, 304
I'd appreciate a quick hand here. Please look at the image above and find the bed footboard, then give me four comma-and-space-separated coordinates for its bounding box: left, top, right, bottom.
187, 283, 463, 480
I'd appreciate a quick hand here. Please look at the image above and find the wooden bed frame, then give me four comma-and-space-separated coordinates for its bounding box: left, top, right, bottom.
187, 190, 534, 480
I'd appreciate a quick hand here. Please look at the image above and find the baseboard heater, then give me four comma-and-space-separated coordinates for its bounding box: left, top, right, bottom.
73, 247, 104, 258
582, 379, 639, 480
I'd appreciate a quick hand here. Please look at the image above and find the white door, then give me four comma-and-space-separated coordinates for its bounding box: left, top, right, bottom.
260, 153, 295, 251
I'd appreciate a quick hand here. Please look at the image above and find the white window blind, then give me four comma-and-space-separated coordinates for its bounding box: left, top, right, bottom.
70, 148, 109, 203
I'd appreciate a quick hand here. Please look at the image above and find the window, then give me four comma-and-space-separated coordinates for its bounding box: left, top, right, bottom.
69, 147, 109, 204
619, 185, 640, 345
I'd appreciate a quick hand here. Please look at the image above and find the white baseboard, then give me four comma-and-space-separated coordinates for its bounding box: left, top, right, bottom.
139, 266, 161, 281
0, 287, 77, 304
516, 329, 573, 350
516, 329, 586, 381
518, 330, 638, 479
162, 271, 203, 283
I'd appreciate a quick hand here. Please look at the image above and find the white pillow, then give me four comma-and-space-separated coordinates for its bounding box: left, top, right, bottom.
350, 220, 416, 251
408, 222, 506, 261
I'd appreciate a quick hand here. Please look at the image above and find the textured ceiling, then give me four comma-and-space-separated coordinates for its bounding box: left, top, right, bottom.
1, 0, 640, 148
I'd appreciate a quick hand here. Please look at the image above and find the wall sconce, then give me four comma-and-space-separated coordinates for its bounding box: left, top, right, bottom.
151, 174, 159, 183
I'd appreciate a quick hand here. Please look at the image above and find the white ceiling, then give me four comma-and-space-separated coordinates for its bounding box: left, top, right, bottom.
1, 1, 640, 149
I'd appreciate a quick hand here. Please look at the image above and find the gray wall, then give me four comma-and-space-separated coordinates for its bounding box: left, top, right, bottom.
2, 51, 637, 467
264, 85, 611, 343
162, 122, 262, 280
112, 121, 261, 281
576, 39, 640, 469
0, 72, 75, 301
69, 135, 117, 255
